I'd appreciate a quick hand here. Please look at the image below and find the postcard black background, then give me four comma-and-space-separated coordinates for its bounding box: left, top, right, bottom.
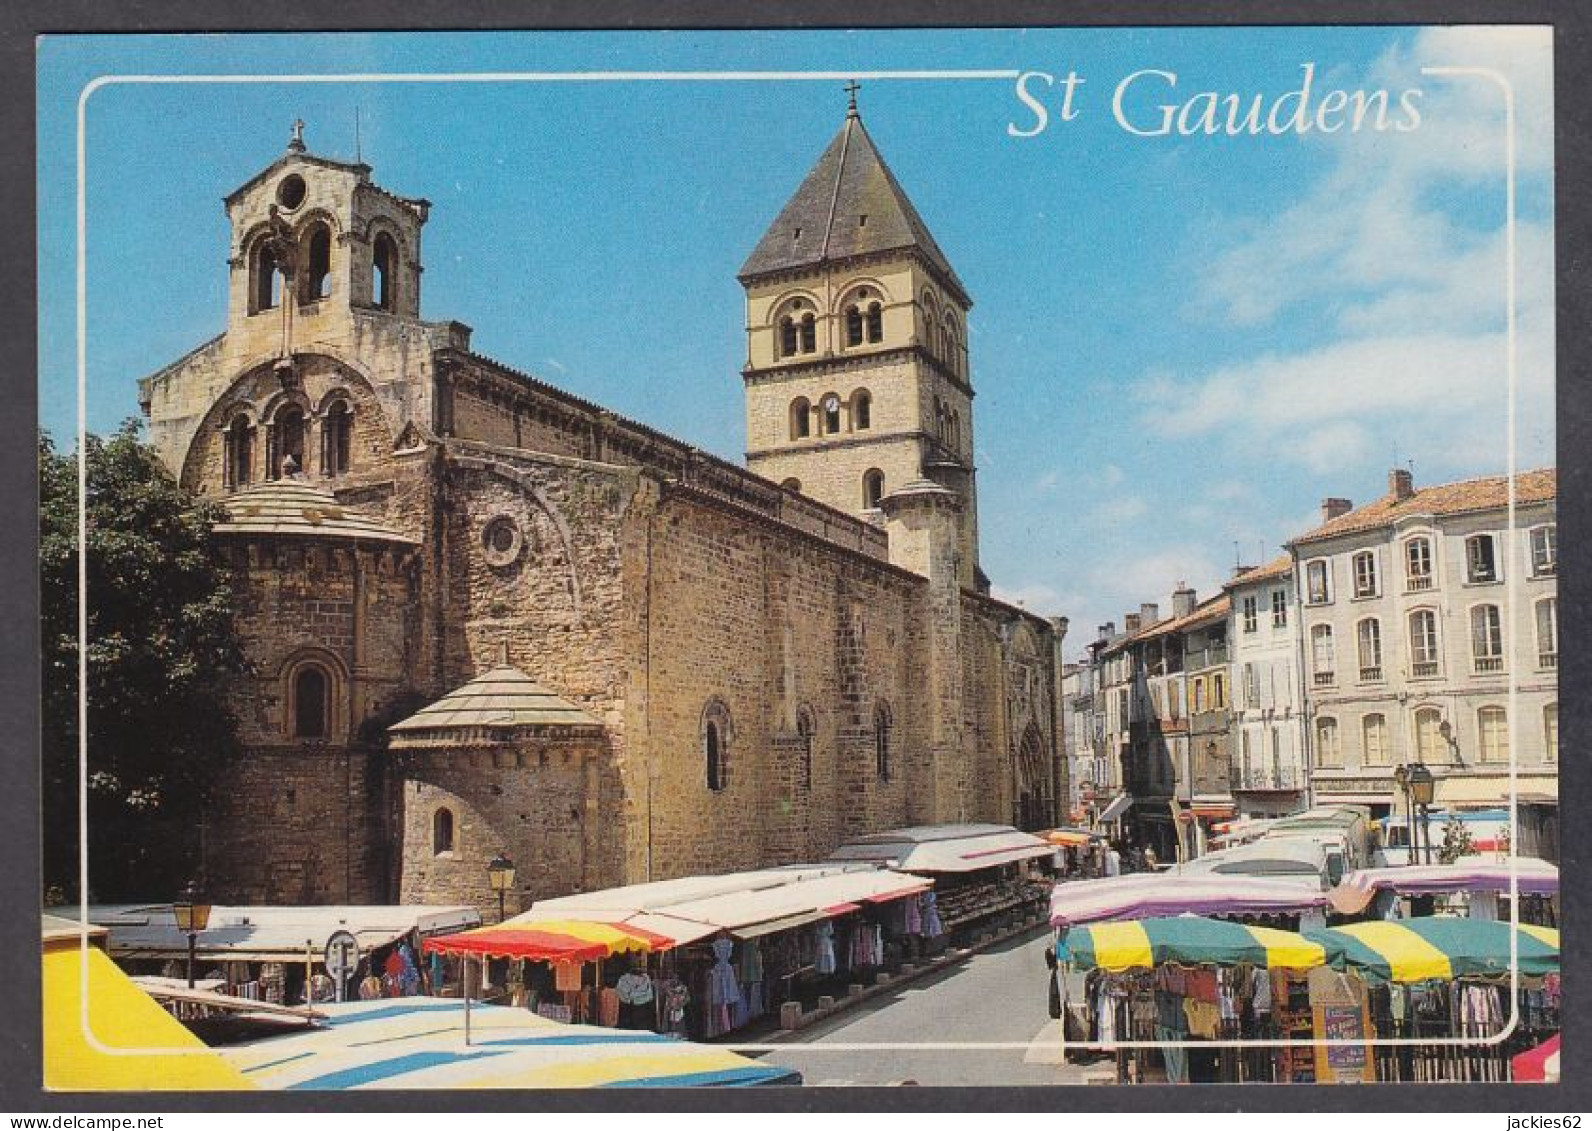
0, 0, 1584, 1115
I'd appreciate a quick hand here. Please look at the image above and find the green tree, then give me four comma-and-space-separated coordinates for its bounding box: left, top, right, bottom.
1437, 815, 1476, 865
41, 421, 245, 902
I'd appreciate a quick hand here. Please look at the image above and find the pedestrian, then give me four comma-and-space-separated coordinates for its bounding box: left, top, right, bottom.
1104, 842, 1122, 877
1144, 846, 1158, 872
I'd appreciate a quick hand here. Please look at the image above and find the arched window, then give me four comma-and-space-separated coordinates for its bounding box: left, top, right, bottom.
432, 807, 455, 856
1361, 713, 1389, 766
1405, 536, 1434, 591
865, 301, 883, 343
875, 702, 893, 782
1478, 706, 1508, 762
1315, 717, 1341, 767
779, 316, 799, 358
1544, 703, 1558, 761
224, 414, 254, 489
845, 303, 865, 347
702, 700, 732, 793
852, 390, 872, 431
1535, 597, 1557, 668
373, 232, 398, 311
1310, 624, 1335, 686
253, 242, 283, 312
1357, 618, 1382, 681
1408, 609, 1440, 677
272, 405, 306, 478
789, 397, 811, 440
796, 706, 815, 791
302, 223, 332, 302
292, 665, 329, 739
322, 400, 353, 475
1470, 604, 1504, 673
800, 313, 817, 354
821, 394, 842, 435
1414, 707, 1444, 763
863, 469, 885, 510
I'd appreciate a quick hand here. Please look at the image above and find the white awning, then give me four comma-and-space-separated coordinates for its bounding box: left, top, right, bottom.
1097, 794, 1133, 824
52, 904, 482, 963
827, 823, 1054, 874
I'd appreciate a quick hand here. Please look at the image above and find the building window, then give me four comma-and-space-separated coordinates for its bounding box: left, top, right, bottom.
1271, 588, 1288, 627
866, 301, 883, 343
302, 222, 333, 302
1244, 662, 1260, 707
253, 241, 283, 312
846, 303, 864, 347
1470, 604, 1504, 673
1536, 597, 1558, 669
1305, 560, 1331, 605
863, 469, 885, 510
1478, 706, 1509, 763
1544, 704, 1558, 762
1192, 678, 1206, 714
1242, 596, 1258, 633
820, 394, 842, 435
789, 397, 811, 440
1212, 673, 1226, 710
432, 807, 455, 856
703, 700, 732, 793
1465, 534, 1499, 584
852, 390, 872, 431
875, 702, 893, 782
292, 664, 329, 739
322, 400, 353, 475
224, 414, 254, 489
795, 707, 815, 791
1356, 618, 1383, 682
1530, 524, 1556, 576
271, 405, 307, 478
1408, 610, 1440, 678
1315, 717, 1341, 768
1310, 624, 1335, 687
1405, 537, 1434, 591
1414, 707, 1444, 764
1352, 551, 1378, 598
1362, 713, 1389, 766
373, 232, 398, 311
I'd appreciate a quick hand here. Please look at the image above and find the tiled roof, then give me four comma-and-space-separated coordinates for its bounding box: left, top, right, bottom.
1224, 553, 1293, 589
213, 479, 417, 545
388, 666, 601, 745
1103, 593, 1232, 652
740, 111, 967, 299
1290, 469, 1556, 546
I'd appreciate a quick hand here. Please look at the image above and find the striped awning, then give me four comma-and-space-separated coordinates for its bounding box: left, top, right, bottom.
1306, 918, 1560, 983
1059, 915, 1327, 973
422, 919, 673, 963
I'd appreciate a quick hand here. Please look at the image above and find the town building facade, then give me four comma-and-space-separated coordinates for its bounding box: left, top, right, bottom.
1290, 469, 1557, 858
1224, 555, 1311, 818
137, 113, 1065, 916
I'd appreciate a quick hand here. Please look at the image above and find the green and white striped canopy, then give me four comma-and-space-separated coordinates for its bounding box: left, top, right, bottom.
1305, 918, 1559, 983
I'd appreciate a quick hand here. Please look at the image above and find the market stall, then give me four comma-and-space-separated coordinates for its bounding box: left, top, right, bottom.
1049, 872, 1329, 930
1304, 918, 1561, 1082
218, 996, 799, 1088
1056, 915, 1328, 1084
829, 824, 1054, 945
1328, 860, 1559, 923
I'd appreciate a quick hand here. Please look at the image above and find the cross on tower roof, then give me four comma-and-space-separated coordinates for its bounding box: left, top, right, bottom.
844, 80, 861, 118
288, 118, 306, 153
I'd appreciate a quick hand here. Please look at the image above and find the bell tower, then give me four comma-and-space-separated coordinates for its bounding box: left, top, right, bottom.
223, 120, 431, 354
739, 92, 984, 590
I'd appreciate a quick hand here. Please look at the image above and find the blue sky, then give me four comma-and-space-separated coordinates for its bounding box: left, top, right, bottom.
37, 28, 1554, 658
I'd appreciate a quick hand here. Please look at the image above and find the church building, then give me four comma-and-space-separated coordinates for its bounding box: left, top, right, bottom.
139, 105, 1067, 916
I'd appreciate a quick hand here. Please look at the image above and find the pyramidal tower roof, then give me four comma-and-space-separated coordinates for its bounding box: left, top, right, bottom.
388, 666, 602, 747
739, 104, 968, 302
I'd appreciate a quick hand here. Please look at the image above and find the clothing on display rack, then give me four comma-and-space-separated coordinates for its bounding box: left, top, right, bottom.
921, 892, 944, 939
814, 921, 837, 974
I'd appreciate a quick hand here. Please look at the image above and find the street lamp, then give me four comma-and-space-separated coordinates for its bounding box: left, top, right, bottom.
486, 851, 516, 924
1407, 762, 1436, 865
171, 880, 212, 989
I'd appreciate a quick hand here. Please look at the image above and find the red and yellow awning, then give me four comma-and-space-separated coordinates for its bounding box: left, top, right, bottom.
423, 918, 674, 963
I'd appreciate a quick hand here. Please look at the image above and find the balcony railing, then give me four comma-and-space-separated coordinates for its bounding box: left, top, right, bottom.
1540, 652, 1558, 669
1407, 575, 1433, 592
1474, 657, 1505, 674
1359, 666, 1383, 682
1232, 765, 1305, 791
1411, 661, 1440, 678
1313, 671, 1335, 687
